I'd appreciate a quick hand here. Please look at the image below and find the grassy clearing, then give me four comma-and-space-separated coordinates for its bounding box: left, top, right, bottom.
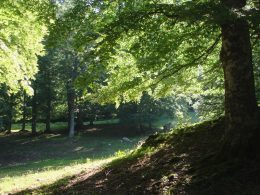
21, 118, 259, 194
0, 158, 113, 194
1, 116, 199, 194
0, 126, 146, 194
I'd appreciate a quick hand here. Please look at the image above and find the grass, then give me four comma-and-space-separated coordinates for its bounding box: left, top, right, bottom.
11, 119, 120, 133
11, 122, 67, 133
0, 125, 146, 194
0, 116, 200, 194
89, 118, 120, 125
10, 113, 199, 133
18, 118, 259, 194
0, 158, 113, 194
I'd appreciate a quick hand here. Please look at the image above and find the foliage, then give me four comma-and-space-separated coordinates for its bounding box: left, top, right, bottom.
50, 1, 225, 114
118, 93, 197, 127
0, 0, 55, 93
51, 0, 259, 123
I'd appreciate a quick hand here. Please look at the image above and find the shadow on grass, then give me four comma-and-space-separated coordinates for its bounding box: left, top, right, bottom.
0, 127, 147, 179
14, 118, 260, 195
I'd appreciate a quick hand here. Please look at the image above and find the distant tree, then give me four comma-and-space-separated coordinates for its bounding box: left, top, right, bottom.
21, 92, 28, 131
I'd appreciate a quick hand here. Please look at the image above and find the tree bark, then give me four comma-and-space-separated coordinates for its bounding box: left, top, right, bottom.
220, 0, 260, 160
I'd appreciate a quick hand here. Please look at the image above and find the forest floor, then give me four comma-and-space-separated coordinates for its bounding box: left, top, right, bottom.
0, 124, 149, 194
5, 118, 260, 194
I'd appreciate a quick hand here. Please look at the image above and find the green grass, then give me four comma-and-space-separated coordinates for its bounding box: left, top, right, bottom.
11, 122, 67, 133
89, 118, 120, 125
0, 158, 113, 194
0, 128, 146, 194
11, 119, 120, 133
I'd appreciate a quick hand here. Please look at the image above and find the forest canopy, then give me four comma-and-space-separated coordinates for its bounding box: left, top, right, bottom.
49, 0, 258, 105
0, 0, 55, 94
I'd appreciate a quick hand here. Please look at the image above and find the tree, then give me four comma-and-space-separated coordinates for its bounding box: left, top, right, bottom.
60, 0, 259, 160
219, 0, 259, 159
21, 92, 27, 131
0, 0, 55, 93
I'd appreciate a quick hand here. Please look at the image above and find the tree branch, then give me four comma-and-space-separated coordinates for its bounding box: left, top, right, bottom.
149, 34, 221, 88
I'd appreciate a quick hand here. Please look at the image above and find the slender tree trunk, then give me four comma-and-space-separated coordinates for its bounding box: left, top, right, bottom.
6, 115, 12, 134
89, 114, 96, 126
44, 64, 52, 133
31, 91, 37, 136
67, 55, 79, 137
45, 97, 51, 133
6, 105, 13, 134
89, 119, 94, 126
220, 0, 260, 160
67, 82, 75, 137
21, 92, 26, 131
6, 95, 15, 134
45, 77, 52, 133
76, 106, 84, 131
75, 91, 84, 131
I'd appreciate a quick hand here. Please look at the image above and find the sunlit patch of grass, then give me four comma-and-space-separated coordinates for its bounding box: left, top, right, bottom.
0, 157, 115, 194
0, 124, 145, 194
0, 119, 152, 194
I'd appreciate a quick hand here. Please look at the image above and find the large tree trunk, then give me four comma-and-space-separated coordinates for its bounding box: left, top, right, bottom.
220, 0, 260, 160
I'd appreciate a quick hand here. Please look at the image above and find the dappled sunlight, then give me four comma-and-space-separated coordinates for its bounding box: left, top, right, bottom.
85, 127, 102, 132
73, 146, 85, 152
0, 128, 146, 194
0, 158, 114, 194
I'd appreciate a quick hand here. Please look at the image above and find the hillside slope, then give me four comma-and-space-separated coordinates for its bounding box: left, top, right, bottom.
16, 118, 260, 194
